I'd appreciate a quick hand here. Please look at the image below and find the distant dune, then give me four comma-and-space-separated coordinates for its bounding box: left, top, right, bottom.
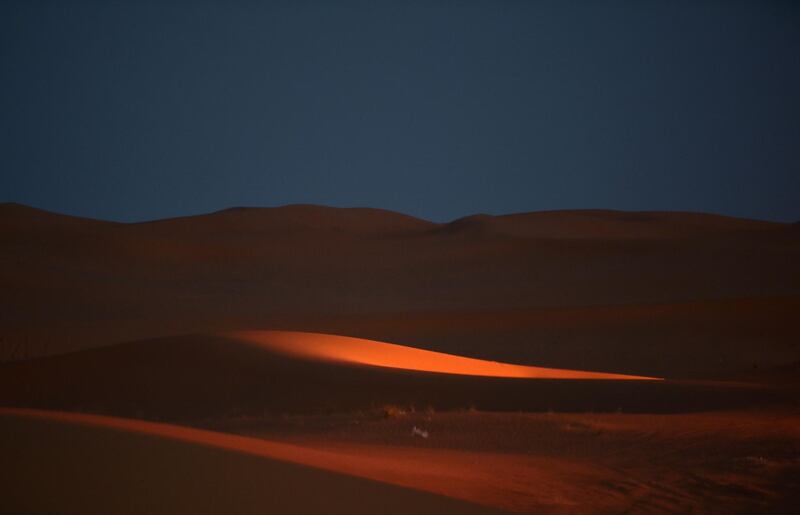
1, 202, 798, 363
439, 209, 780, 239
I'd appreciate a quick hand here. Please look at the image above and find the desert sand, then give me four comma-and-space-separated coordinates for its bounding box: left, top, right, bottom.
0, 408, 498, 514
1, 203, 799, 513
2, 202, 798, 362
230, 330, 660, 379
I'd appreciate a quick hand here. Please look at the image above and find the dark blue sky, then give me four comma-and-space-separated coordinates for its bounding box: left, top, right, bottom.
2, 0, 798, 222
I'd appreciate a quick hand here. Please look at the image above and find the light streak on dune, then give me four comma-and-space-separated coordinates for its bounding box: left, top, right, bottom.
0, 407, 488, 507
229, 330, 661, 380
0, 408, 578, 512
0, 407, 314, 464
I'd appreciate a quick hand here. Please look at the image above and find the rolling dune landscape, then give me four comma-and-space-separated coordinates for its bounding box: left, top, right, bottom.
2, 203, 799, 513
3, 1, 799, 512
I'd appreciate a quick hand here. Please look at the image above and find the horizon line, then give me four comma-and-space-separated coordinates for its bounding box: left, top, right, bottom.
1, 200, 792, 226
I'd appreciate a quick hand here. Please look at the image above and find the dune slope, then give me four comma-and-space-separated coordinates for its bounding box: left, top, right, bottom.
230, 330, 659, 380
0, 331, 786, 419
0, 408, 497, 515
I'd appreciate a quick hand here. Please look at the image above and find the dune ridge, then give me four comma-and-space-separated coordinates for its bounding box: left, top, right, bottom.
230, 330, 660, 380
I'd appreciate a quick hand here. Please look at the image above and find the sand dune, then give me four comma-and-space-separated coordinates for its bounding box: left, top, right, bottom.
230, 330, 659, 380
1, 331, 787, 420
219, 409, 800, 513
2, 204, 799, 513
0, 408, 497, 515
5, 406, 798, 514
2, 203, 797, 360
439, 209, 782, 239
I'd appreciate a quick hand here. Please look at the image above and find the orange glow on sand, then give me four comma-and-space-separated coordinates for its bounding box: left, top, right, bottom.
229, 330, 661, 380
0, 407, 593, 512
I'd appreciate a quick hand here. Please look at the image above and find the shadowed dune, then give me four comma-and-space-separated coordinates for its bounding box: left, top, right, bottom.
0, 331, 788, 420
2, 203, 798, 360
0, 408, 498, 515
438, 209, 781, 239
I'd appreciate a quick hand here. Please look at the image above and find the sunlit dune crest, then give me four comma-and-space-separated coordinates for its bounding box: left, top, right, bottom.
229, 330, 661, 380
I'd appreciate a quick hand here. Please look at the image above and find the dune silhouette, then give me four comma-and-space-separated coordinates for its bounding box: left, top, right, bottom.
230, 330, 660, 380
